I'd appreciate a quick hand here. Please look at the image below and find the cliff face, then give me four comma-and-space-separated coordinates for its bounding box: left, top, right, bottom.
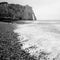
0, 2, 36, 22
22, 5, 36, 20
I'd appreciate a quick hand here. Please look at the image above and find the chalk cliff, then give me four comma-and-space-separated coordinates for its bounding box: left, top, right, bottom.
0, 2, 36, 22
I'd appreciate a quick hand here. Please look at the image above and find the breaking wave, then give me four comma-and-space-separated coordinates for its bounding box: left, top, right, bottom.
13, 21, 60, 60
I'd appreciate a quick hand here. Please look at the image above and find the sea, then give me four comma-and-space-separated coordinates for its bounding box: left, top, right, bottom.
13, 20, 60, 60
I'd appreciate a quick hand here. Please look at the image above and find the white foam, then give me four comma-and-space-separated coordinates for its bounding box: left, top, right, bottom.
13, 22, 60, 60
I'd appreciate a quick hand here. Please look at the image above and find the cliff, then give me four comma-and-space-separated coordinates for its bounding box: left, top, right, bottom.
0, 2, 36, 22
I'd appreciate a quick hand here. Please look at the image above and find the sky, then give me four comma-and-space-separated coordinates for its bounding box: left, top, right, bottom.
0, 0, 60, 20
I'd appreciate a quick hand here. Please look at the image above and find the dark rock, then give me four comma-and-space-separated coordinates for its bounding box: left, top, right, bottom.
0, 22, 37, 60
0, 2, 8, 4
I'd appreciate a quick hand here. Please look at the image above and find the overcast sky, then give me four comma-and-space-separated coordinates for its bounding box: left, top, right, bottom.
0, 0, 60, 20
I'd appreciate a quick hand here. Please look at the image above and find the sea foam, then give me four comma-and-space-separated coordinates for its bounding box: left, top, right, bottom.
13, 21, 60, 60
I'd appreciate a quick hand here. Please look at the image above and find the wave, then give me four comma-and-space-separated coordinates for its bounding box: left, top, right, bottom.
14, 21, 60, 60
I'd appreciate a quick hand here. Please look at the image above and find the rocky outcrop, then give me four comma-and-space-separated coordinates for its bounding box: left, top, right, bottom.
0, 22, 37, 60
0, 2, 36, 22
22, 5, 36, 20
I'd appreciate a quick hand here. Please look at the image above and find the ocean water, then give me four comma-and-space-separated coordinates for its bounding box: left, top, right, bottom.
13, 20, 60, 60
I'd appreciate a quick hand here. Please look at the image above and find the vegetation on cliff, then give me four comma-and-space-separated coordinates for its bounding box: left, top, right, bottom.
0, 2, 36, 22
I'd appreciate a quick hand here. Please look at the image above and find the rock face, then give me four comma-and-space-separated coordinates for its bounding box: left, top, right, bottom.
0, 2, 36, 22
22, 5, 36, 20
